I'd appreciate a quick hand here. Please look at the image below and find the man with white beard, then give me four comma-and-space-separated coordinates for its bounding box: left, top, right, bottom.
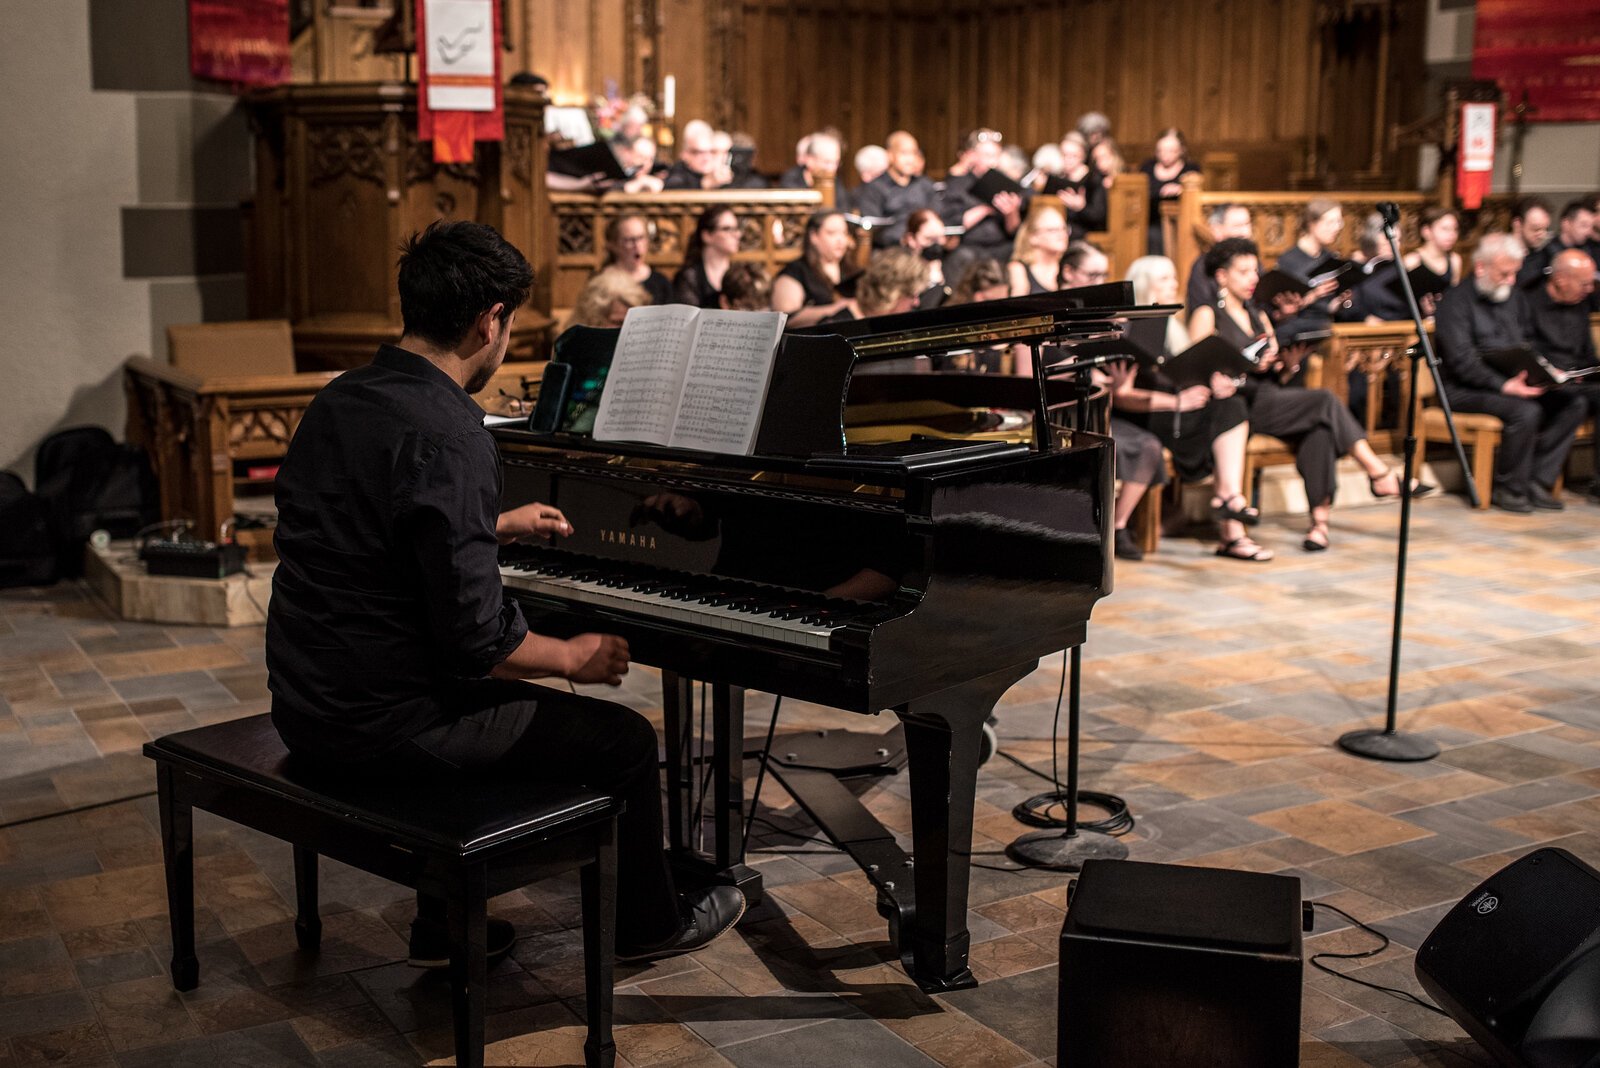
1435, 233, 1588, 512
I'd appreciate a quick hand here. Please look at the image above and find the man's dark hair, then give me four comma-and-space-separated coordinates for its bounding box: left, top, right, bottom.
397, 221, 534, 348
1559, 198, 1594, 224
1204, 237, 1259, 277
1511, 195, 1552, 223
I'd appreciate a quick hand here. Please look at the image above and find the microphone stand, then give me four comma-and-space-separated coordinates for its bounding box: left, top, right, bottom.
1336, 203, 1479, 763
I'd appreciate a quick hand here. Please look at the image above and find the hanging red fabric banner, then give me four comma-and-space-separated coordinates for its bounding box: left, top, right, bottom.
416, 0, 503, 164
188, 0, 290, 87
1456, 102, 1496, 211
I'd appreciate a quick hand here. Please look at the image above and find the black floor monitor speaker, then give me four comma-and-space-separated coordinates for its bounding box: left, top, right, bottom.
1416, 847, 1600, 1068
1059, 859, 1304, 1067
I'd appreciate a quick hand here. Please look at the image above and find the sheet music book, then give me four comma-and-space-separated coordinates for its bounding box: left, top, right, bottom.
1480, 345, 1600, 389
1255, 259, 1357, 306
592, 304, 788, 455
1153, 335, 1268, 389
970, 168, 1027, 203
1385, 264, 1451, 301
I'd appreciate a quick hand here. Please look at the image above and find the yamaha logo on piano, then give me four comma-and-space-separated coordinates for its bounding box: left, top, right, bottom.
598, 528, 658, 550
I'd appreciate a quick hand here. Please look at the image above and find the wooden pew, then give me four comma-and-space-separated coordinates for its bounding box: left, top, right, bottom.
548, 190, 825, 319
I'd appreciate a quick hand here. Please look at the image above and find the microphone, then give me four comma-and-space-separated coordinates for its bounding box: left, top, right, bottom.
1377, 201, 1401, 227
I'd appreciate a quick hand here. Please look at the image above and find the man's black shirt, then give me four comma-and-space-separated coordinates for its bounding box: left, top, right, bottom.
1434, 279, 1529, 393
267, 345, 528, 759
854, 171, 938, 247
1526, 284, 1598, 371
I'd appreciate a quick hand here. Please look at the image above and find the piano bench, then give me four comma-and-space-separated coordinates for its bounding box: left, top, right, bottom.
142, 714, 620, 1068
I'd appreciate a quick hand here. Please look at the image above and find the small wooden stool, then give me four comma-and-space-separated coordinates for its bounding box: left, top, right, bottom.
144, 714, 620, 1068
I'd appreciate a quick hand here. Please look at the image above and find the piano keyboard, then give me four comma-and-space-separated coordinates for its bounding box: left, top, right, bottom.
499, 551, 875, 651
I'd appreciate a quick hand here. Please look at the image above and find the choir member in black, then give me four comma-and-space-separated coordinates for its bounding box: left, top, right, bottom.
663, 124, 728, 190
1520, 199, 1596, 290
854, 131, 939, 249
1139, 128, 1201, 254
946, 258, 1009, 305
1008, 201, 1069, 297
1583, 193, 1600, 269
1192, 238, 1420, 551
777, 131, 841, 191
614, 134, 666, 192
900, 208, 948, 291
1053, 132, 1107, 239
1402, 206, 1463, 317
771, 210, 856, 328
1271, 199, 1347, 346
671, 207, 740, 308
1118, 254, 1266, 561
1511, 197, 1554, 280
1186, 203, 1254, 318
1337, 212, 1409, 324
564, 268, 651, 330
1059, 241, 1109, 290
1077, 111, 1113, 152
847, 143, 889, 211
1437, 234, 1587, 511
939, 128, 1024, 289
1029, 143, 1065, 190
1525, 248, 1600, 502
267, 220, 744, 965
1091, 137, 1127, 195
602, 214, 672, 306
816, 247, 930, 325
718, 262, 773, 311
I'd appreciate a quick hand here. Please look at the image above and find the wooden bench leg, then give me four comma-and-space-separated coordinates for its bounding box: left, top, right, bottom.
449, 866, 488, 1068
1473, 433, 1496, 510
582, 821, 618, 1068
155, 764, 199, 992
293, 846, 321, 951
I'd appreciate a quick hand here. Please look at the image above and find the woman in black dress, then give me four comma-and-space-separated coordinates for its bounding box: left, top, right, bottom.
1272, 199, 1347, 346
603, 214, 672, 306
1118, 254, 1266, 561
1139, 128, 1201, 255
1054, 132, 1106, 239
672, 207, 741, 308
1191, 239, 1426, 553
772, 210, 856, 327
1402, 206, 1462, 318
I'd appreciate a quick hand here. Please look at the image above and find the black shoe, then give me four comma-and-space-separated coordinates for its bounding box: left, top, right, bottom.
1491, 489, 1534, 514
408, 915, 516, 969
1529, 485, 1566, 511
1114, 527, 1144, 561
616, 886, 746, 963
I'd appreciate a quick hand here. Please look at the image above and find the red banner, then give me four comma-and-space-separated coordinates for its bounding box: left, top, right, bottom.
416, 0, 503, 164
188, 0, 290, 87
1473, 0, 1600, 123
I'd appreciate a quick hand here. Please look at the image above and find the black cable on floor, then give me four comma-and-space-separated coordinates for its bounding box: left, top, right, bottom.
0, 790, 157, 830
1308, 901, 1448, 1016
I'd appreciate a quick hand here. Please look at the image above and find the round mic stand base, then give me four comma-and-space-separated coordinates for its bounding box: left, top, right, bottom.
1007, 828, 1128, 871
1337, 728, 1440, 762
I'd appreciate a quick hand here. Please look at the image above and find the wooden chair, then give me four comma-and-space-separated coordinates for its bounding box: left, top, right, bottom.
145, 714, 620, 1068
1412, 364, 1501, 509
167, 320, 296, 378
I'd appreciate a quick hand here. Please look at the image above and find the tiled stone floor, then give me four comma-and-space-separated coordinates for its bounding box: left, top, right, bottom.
3, 496, 1600, 1066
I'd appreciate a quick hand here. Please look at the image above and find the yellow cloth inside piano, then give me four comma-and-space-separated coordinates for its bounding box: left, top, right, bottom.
843, 399, 1033, 444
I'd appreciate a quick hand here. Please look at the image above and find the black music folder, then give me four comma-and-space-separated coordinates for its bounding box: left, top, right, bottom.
1386, 264, 1452, 302
971, 168, 1027, 204
1255, 259, 1357, 306
1154, 335, 1266, 390
1481, 345, 1600, 389
549, 142, 628, 182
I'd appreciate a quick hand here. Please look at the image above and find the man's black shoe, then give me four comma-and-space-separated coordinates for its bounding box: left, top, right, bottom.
408, 916, 516, 969
1114, 527, 1144, 561
1529, 485, 1566, 511
617, 886, 746, 963
1491, 490, 1534, 514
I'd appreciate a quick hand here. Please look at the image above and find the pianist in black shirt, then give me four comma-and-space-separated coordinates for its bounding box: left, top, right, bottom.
267, 221, 744, 965
1526, 248, 1600, 502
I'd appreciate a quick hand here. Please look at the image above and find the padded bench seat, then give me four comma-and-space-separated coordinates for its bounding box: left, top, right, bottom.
144, 713, 620, 1068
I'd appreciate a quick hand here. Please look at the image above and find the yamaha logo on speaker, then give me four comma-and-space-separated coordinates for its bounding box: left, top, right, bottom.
1472, 892, 1499, 915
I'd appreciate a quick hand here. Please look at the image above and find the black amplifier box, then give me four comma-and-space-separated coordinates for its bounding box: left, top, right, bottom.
140, 540, 247, 580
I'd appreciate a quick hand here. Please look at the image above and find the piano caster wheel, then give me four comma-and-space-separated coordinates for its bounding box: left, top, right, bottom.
978, 721, 998, 766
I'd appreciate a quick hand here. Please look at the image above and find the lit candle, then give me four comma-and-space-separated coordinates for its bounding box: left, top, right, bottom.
663, 75, 676, 121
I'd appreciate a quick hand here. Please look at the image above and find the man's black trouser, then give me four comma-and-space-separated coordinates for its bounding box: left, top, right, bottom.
1443, 386, 1588, 497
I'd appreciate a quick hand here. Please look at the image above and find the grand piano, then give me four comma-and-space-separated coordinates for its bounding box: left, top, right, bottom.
492, 283, 1163, 992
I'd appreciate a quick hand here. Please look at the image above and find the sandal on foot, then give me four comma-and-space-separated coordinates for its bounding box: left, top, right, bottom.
1369, 469, 1435, 499
1302, 525, 1330, 552
1216, 537, 1274, 562
1210, 494, 1260, 526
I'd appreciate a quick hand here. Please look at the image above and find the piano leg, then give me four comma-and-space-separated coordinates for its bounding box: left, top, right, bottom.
895, 660, 1036, 993
661, 671, 695, 854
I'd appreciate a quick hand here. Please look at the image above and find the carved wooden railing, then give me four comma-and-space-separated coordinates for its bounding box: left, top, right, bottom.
548, 190, 826, 315
125, 356, 543, 559
1326, 322, 1419, 454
